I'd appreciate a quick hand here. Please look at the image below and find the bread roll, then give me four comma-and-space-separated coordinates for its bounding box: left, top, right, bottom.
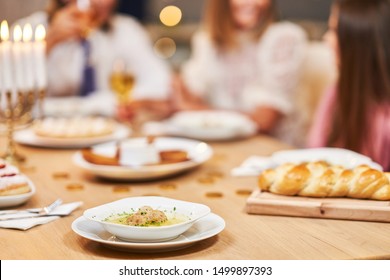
258, 161, 390, 200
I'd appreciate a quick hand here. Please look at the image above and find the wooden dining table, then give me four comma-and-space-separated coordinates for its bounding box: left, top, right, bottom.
1, 133, 390, 260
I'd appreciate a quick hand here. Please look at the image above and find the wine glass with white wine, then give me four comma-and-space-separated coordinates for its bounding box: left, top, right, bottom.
110, 59, 135, 104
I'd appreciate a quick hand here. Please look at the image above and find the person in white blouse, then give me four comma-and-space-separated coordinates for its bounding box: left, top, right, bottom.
174, 0, 307, 144
15, 0, 172, 118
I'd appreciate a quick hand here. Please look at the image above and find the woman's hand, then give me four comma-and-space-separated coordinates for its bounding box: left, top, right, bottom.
247, 106, 283, 133
170, 74, 210, 111
116, 99, 174, 123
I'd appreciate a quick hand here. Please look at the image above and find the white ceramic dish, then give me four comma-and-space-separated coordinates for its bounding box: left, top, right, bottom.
0, 178, 36, 208
73, 137, 213, 180
83, 196, 211, 242
162, 110, 257, 141
72, 213, 225, 253
14, 124, 130, 149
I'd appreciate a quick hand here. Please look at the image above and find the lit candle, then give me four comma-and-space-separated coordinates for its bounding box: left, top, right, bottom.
22, 24, 34, 91
12, 25, 24, 92
33, 24, 47, 90
0, 20, 13, 93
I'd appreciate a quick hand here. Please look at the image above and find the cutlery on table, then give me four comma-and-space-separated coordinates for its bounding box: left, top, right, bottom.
0, 213, 69, 221
0, 198, 63, 216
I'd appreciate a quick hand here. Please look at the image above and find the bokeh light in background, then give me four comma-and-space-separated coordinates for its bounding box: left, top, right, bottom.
159, 5, 182, 27
154, 37, 177, 59
154, 4, 183, 61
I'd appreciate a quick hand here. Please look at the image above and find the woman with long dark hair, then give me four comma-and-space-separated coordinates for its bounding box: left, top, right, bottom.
308, 0, 390, 170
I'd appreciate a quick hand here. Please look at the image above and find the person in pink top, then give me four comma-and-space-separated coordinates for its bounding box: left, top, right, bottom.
308, 0, 390, 171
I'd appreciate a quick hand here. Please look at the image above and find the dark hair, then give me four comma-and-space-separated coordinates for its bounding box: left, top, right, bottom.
46, 0, 116, 31
204, 0, 277, 50
46, 0, 68, 22
328, 0, 390, 152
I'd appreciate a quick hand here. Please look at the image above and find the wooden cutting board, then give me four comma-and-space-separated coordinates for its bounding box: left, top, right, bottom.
246, 190, 390, 222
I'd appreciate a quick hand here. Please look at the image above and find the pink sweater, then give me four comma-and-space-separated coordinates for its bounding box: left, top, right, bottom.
307, 88, 390, 171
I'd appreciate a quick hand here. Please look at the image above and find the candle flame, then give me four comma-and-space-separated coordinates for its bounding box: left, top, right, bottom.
23, 24, 33, 42
35, 25, 46, 41
1, 20, 10, 41
13, 25, 22, 42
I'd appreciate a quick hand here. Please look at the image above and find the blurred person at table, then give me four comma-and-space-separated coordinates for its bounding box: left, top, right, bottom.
308, 0, 390, 171
173, 0, 307, 143
15, 0, 172, 118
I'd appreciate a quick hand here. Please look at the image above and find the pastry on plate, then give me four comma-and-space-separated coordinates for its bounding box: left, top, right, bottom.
258, 161, 390, 200
33, 116, 116, 138
0, 160, 31, 196
81, 140, 189, 166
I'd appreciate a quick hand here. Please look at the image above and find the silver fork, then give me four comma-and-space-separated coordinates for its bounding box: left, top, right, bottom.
35, 198, 63, 214
0, 198, 63, 215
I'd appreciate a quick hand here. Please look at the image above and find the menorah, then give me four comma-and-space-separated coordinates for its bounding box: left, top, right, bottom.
0, 20, 47, 165
0, 90, 38, 164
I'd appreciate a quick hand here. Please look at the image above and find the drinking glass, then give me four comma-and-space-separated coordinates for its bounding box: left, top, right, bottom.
109, 59, 135, 104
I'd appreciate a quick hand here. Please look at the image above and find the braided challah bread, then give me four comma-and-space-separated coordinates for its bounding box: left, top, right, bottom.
258, 161, 390, 200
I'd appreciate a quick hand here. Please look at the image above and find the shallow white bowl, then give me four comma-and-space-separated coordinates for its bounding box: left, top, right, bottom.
83, 196, 211, 242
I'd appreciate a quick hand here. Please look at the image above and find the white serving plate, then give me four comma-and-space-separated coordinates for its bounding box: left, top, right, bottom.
73, 137, 213, 180
72, 213, 225, 253
14, 124, 130, 149
0, 178, 36, 208
83, 196, 211, 242
154, 110, 257, 141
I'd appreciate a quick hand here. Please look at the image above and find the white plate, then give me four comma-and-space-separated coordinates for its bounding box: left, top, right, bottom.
73, 137, 213, 180
0, 179, 36, 208
156, 110, 257, 141
84, 196, 211, 242
71, 213, 225, 253
13, 124, 130, 149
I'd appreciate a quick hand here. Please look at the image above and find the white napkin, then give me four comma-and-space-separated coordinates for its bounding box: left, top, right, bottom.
231, 156, 275, 177
231, 148, 385, 177
0, 201, 83, 230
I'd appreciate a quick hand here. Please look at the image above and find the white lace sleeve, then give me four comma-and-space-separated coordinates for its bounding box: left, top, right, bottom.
181, 31, 216, 96
243, 22, 307, 114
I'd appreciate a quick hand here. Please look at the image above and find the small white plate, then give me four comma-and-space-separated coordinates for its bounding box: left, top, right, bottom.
0, 179, 36, 208
84, 196, 211, 242
148, 110, 257, 141
14, 124, 130, 149
73, 137, 213, 180
72, 213, 225, 253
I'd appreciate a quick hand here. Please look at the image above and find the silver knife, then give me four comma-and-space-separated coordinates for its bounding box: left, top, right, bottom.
0, 213, 69, 221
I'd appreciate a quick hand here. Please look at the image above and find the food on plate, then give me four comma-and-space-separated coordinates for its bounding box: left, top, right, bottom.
103, 205, 188, 227
258, 161, 390, 200
0, 160, 31, 196
81, 142, 189, 166
159, 150, 189, 164
33, 116, 115, 138
82, 147, 119, 166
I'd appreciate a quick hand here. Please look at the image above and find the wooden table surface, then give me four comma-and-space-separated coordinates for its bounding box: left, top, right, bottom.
1, 134, 390, 260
